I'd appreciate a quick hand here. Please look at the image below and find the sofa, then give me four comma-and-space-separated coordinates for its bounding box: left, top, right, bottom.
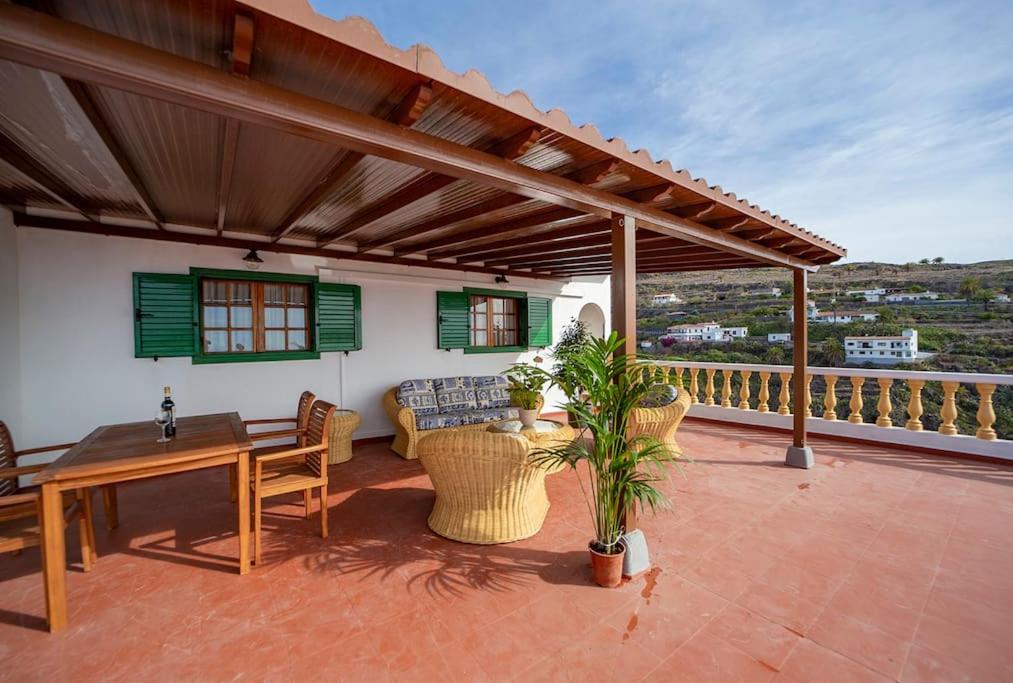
629, 384, 693, 456
383, 375, 544, 459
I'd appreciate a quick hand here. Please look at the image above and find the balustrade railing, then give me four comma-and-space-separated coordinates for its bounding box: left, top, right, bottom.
641, 360, 1012, 458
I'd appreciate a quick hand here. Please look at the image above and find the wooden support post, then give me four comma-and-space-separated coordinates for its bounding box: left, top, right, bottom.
612, 213, 638, 534
785, 269, 814, 468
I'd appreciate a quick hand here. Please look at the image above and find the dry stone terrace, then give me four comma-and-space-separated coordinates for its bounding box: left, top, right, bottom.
2, 421, 1010, 682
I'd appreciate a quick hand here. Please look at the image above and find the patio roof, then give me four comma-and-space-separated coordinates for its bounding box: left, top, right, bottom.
2, 423, 1009, 680
0, 0, 845, 280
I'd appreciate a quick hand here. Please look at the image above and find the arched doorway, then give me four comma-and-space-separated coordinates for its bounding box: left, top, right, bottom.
578, 302, 606, 339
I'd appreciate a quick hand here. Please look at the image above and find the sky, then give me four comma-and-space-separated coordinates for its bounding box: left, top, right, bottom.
314, 1, 1013, 264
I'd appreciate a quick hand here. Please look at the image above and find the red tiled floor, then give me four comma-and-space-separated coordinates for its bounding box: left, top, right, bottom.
1, 421, 1011, 682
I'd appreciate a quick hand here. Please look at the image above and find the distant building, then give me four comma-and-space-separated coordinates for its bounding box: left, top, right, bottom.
745, 286, 783, 298
993, 293, 1010, 303
884, 291, 939, 303
845, 329, 919, 365
846, 287, 886, 302
651, 293, 684, 305
663, 322, 748, 343
767, 332, 792, 343
640, 340, 654, 350
786, 300, 818, 322
812, 310, 880, 324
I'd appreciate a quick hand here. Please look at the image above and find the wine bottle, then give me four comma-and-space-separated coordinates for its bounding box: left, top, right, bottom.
161, 386, 177, 437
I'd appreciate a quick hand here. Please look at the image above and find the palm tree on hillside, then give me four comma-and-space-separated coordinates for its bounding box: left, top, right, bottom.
821, 337, 845, 367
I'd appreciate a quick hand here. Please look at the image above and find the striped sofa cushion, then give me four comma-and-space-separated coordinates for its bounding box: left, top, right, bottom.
433, 376, 477, 413
396, 379, 439, 416
473, 375, 512, 409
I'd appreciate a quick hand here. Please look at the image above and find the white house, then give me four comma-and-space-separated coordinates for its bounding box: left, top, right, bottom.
812, 310, 880, 324
846, 288, 886, 302
884, 291, 939, 303
745, 286, 782, 298
663, 322, 747, 343
786, 300, 818, 322
651, 293, 683, 305
992, 293, 1010, 303
845, 329, 919, 365
767, 332, 792, 343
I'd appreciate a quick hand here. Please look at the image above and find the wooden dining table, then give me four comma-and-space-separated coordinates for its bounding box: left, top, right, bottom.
32, 412, 253, 633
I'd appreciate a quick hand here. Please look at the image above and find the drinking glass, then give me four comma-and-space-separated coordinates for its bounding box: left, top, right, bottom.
155, 412, 171, 443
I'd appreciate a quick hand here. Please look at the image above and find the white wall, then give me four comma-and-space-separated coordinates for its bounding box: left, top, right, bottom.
9, 227, 610, 447
0, 208, 21, 437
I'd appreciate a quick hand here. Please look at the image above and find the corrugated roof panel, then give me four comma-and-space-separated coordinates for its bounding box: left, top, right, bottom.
87, 85, 221, 228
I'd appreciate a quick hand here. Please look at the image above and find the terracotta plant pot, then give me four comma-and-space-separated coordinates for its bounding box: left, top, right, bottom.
518, 408, 538, 428
589, 541, 626, 588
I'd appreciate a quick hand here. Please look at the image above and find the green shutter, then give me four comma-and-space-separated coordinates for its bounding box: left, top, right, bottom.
437, 291, 469, 349
316, 283, 361, 351
527, 297, 553, 348
133, 272, 197, 358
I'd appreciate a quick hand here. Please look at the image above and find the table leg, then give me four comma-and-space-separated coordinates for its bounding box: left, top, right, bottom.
41, 483, 68, 632
101, 485, 119, 530
236, 451, 250, 575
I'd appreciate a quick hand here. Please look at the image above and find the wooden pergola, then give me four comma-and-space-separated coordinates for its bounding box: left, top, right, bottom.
0, 0, 844, 467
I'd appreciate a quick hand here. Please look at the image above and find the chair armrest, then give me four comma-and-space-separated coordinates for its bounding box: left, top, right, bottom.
244, 417, 297, 427
15, 442, 76, 457
249, 428, 304, 442
0, 464, 48, 479
0, 491, 40, 507
254, 443, 327, 463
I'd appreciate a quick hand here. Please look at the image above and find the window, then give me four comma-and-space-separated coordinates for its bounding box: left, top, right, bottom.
200, 279, 311, 355
133, 269, 362, 362
469, 294, 519, 348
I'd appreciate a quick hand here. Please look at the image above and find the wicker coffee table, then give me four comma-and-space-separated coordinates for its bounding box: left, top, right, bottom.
328, 409, 361, 464
488, 419, 575, 450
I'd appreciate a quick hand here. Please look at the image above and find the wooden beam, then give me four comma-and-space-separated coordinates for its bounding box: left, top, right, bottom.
571, 159, 619, 185
0, 4, 834, 269
61, 79, 165, 228
519, 253, 752, 271
270, 83, 433, 242
709, 216, 751, 231
419, 207, 591, 257
456, 223, 612, 261
624, 183, 676, 204
216, 12, 254, 236
671, 201, 719, 220
485, 242, 719, 267
316, 126, 545, 246
12, 213, 563, 280
0, 128, 96, 220
611, 213, 636, 357
786, 267, 813, 467
356, 194, 530, 253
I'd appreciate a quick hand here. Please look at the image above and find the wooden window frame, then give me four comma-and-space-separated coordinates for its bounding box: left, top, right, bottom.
191, 268, 319, 364
462, 287, 528, 354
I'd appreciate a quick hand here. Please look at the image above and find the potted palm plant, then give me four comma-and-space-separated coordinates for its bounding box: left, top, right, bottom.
504, 363, 548, 428
531, 333, 682, 587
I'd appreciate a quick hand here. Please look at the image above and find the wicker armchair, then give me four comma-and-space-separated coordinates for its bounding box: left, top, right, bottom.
383, 387, 543, 460
416, 430, 557, 544
629, 387, 693, 456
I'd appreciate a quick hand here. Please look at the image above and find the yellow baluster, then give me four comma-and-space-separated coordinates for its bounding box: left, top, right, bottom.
738, 370, 752, 409
876, 378, 893, 427
939, 381, 958, 435
905, 379, 925, 431
757, 372, 771, 413
848, 376, 864, 424
804, 374, 813, 418
976, 383, 997, 440
660, 367, 670, 385
675, 366, 685, 389
721, 370, 733, 408
704, 369, 716, 406
689, 368, 700, 404
778, 372, 791, 415
823, 375, 838, 421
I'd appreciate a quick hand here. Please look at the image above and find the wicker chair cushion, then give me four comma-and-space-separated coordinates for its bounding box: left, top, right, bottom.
433, 376, 478, 413
397, 379, 439, 415
639, 383, 678, 408
461, 407, 519, 425
473, 375, 512, 409
416, 412, 465, 430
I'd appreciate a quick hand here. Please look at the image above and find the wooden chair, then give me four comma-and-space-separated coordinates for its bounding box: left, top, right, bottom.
0, 422, 98, 574
230, 391, 316, 503
250, 400, 335, 566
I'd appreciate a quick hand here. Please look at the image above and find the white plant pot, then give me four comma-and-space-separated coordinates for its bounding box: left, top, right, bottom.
518, 408, 538, 428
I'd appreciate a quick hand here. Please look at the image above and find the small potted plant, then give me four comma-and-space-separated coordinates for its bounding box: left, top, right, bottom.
504, 363, 548, 428
530, 333, 682, 587
551, 319, 592, 427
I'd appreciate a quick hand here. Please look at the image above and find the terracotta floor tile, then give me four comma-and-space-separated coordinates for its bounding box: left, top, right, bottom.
702, 604, 801, 671
1, 429, 1009, 681
776, 638, 893, 683
809, 605, 912, 679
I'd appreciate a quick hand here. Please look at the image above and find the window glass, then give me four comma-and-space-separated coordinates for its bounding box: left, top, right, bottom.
469, 295, 520, 348
199, 279, 311, 354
